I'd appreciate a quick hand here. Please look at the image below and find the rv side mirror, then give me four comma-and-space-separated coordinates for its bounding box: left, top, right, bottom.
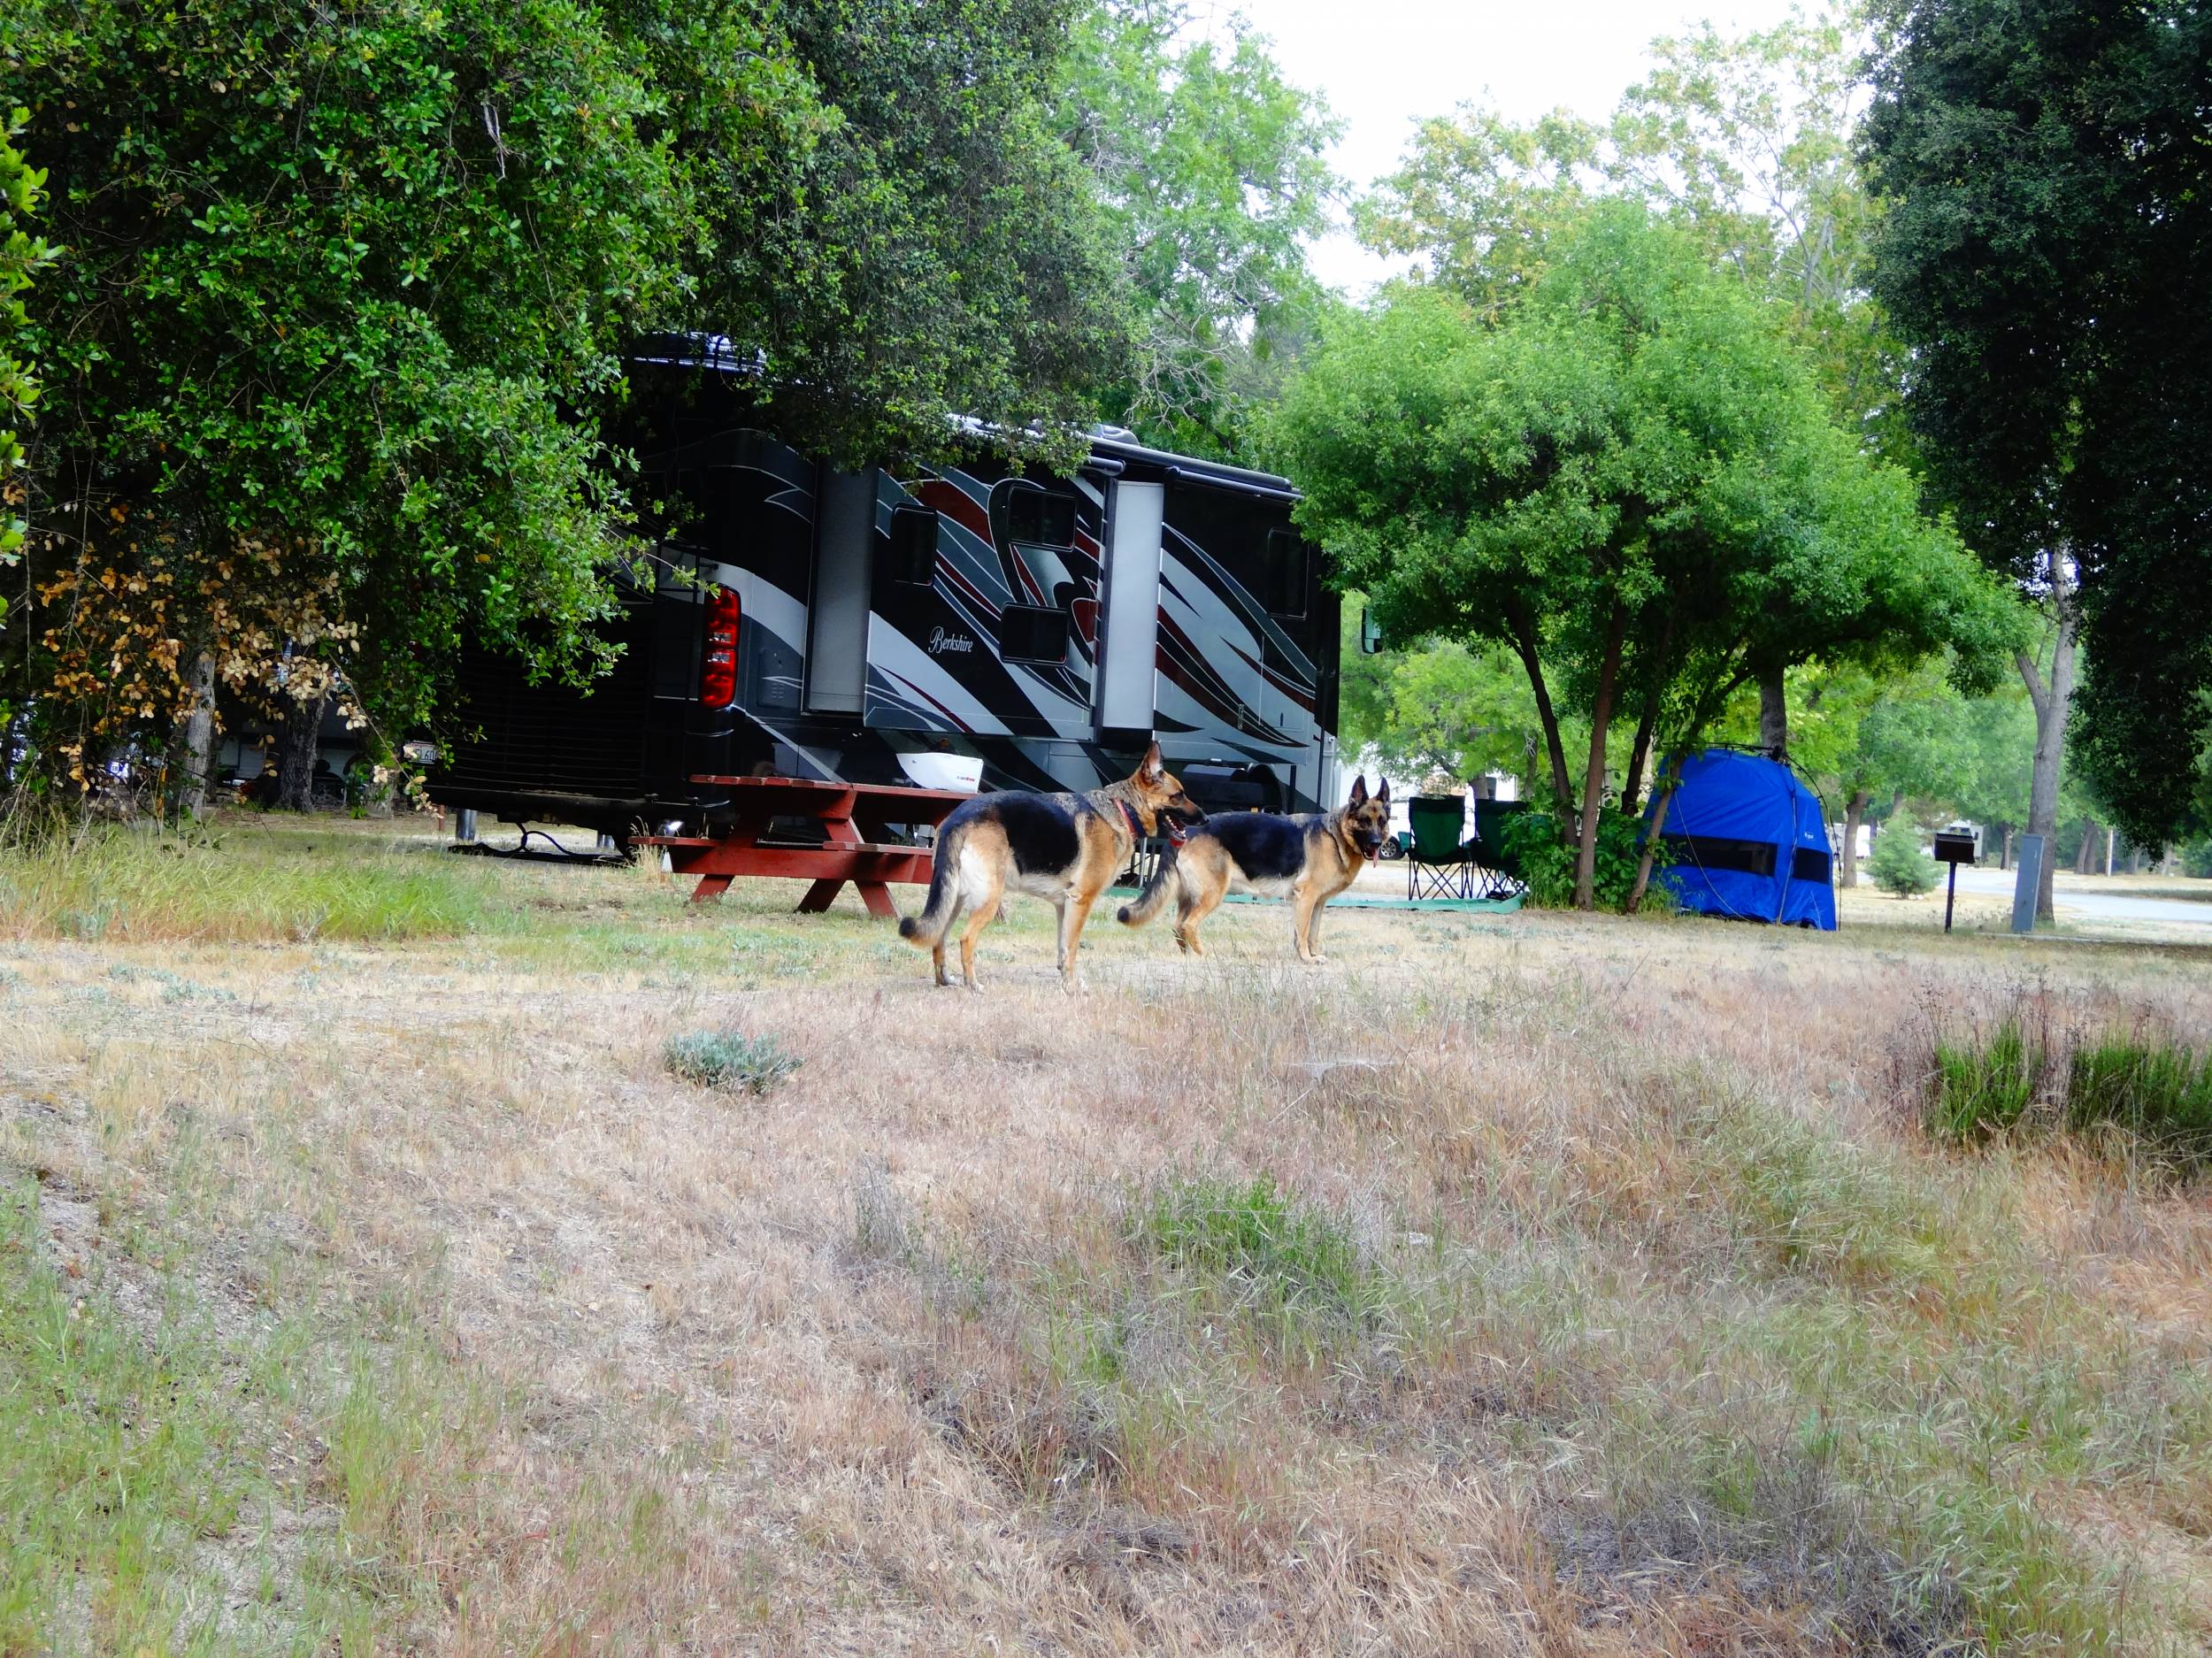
1359, 607, 1384, 655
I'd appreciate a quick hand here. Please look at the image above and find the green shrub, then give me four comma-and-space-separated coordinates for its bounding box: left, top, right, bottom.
1868, 824, 1939, 896
664, 1029, 801, 1095
1497, 808, 1657, 910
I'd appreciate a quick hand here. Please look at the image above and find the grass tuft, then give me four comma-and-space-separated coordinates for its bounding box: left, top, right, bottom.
664, 1027, 801, 1095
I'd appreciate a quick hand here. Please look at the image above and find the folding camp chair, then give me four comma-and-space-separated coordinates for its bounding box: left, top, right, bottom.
1406, 794, 1478, 901
1468, 797, 1530, 899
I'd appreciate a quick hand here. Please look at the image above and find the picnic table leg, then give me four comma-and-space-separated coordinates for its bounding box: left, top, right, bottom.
855, 881, 900, 920
795, 879, 847, 913
690, 872, 734, 905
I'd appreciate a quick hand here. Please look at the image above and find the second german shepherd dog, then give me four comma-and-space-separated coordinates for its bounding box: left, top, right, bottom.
899, 742, 1203, 993
1117, 775, 1392, 963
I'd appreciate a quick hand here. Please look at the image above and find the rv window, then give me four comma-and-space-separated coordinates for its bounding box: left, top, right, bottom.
891, 506, 940, 587
1265, 527, 1311, 618
999, 603, 1068, 665
1006, 487, 1079, 549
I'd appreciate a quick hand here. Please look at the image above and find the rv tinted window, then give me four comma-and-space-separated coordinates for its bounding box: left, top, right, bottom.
1265, 527, 1311, 618
1007, 487, 1079, 549
999, 603, 1068, 665
890, 506, 939, 586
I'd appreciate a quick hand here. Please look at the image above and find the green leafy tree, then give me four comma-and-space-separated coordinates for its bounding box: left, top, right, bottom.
1334, 624, 1569, 794
1, 106, 54, 600
1271, 203, 2008, 910
1054, 0, 1338, 455
1358, 4, 1907, 458
1868, 814, 1939, 896
0, 0, 1129, 796
1864, 0, 2212, 862
1355, 4, 1957, 756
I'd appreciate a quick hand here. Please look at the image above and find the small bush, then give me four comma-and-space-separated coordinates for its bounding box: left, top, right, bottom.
1868, 824, 1939, 896
1497, 808, 1656, 910
664, 1029, 800, 1095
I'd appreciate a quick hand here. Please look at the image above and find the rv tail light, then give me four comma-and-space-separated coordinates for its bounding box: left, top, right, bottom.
700, 584, 741, 709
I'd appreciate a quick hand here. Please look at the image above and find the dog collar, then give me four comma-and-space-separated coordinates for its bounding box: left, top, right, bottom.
1118, 800, 1145, 841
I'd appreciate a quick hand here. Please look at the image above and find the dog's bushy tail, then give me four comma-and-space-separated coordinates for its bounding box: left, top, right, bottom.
899, 821, 964, 948
1116, 842, 1181, 927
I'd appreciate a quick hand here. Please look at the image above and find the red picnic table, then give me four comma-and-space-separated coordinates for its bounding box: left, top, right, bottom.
635, 775, 973, 918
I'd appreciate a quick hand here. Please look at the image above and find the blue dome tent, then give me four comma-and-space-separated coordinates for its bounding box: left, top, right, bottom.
1645, 748, 1837, 929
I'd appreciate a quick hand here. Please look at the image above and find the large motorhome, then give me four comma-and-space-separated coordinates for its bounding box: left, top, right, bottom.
427, 338, 1340, 839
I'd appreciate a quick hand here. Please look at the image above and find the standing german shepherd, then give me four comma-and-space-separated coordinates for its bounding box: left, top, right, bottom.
900, 742, 1203, 994
1117, 776, 1392, 963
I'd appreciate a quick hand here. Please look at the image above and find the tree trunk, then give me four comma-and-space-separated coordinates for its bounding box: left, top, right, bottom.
1505, 601, 1576, 822
176, 651, 216, 818
1756, 661, 1789, 758
2017, 559, 2077, 925
2075, 822, 2097, 875
1839, 787, 1869, 887
273, 692, 326, 812
1620, 608, 1678, 817
1625, 781, 1676, 913
1622, 680, 1661, 817
2001, 825, 2012, 871
1573, 602, 1629, 910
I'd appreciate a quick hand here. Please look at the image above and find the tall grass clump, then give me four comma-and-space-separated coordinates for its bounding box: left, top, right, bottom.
1914, 997, 2212, 1177
1928, 1019, 2042, 1142
2066, 1036, 2212, 1169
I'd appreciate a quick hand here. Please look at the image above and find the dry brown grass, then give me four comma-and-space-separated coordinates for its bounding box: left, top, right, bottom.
3, 821, 2210, 1654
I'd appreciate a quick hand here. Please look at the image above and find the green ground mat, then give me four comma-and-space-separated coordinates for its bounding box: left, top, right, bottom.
1106, 886, 1522, 915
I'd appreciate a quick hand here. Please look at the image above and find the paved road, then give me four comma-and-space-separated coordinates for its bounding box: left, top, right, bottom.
1949, 865, 2212, 928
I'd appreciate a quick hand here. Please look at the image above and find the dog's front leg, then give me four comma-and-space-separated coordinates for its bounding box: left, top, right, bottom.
1058, 893, 1096, 994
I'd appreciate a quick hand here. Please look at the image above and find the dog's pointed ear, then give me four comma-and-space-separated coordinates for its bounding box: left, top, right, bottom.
1348, 774, 1369, 807
1138, 740, 1164, 784
1376, 778, 1390, 805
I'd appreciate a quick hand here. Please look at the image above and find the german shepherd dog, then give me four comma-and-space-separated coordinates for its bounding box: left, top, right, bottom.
1117, 776, 1392, 964
900, 742, 1203, 993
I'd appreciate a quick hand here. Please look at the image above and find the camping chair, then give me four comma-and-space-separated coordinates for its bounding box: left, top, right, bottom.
1468, 797, 1531, 899
1406, 794, 1478, 901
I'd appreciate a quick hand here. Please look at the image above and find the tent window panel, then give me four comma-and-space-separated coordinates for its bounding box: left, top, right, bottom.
1660, 833, 1777, 878
1000, 603, 1068, 665
1791, 848, 1832, 884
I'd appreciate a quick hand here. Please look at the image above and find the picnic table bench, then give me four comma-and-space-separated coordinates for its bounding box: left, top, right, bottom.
634, 774, 973, 918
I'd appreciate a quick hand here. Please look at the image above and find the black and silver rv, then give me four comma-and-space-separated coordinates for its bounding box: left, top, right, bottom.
428, 339, 1340, 837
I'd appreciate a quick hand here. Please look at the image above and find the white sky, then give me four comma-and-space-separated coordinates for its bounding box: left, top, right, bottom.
1204, 0, 1809, 293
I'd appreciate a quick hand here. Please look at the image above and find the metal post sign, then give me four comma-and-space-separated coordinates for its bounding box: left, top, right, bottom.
2011, 834, 2045, 933
1932, 830, 1976, 933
